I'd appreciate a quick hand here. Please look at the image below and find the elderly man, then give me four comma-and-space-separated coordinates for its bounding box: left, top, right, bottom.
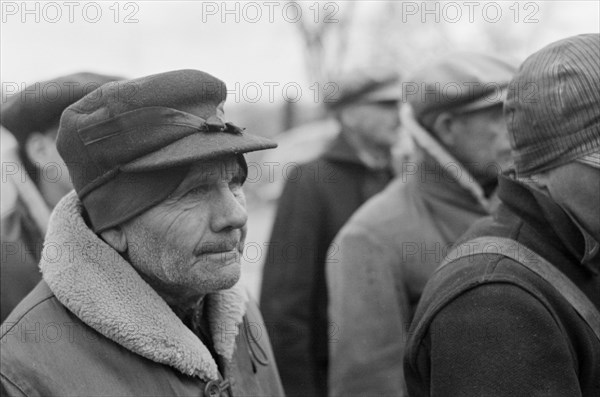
0, 70, 284, 396
326, 53, 515, 397
405, 34, 599, 395
1, 73, 119, 322
260, 71, 402, 396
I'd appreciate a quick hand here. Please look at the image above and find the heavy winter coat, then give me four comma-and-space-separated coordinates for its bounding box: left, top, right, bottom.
0, 192, 284, 397
404, 175, 600, 396
259, 133, 393, 396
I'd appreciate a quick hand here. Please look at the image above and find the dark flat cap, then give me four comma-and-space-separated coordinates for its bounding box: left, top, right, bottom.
505, 33, 600, 176
406, 53, 516, 128
58, 69, 276, 196
326, 70, 402, 110
57, 69, 277, 232
1, 72, 121, 145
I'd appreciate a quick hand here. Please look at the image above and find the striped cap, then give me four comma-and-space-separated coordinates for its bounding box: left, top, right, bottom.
505, 33, 600, 176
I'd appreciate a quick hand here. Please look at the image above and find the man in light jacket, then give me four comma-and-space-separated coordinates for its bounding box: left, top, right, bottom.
1, 70, 284, 396
326, 53, 516, 396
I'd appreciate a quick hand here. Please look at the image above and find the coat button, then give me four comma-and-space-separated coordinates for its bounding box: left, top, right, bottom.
204, 380, 221, 397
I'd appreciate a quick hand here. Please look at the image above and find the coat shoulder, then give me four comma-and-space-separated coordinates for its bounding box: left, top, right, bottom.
0, 281, 204, 397
1, 281, 56, 337
336, 176, 423, 248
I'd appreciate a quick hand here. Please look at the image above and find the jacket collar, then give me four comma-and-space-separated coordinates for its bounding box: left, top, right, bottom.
401, 105, 498, 213
499, 174, 600, 274
40, 192, 248, 381
321, 132, 364, 165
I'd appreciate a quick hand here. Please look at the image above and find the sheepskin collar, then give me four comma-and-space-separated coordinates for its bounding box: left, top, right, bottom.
40, 192, 247, 381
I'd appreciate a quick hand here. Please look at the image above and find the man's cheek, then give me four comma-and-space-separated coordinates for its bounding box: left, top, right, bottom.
160, 209, 201, 240
237, 189, 248, 208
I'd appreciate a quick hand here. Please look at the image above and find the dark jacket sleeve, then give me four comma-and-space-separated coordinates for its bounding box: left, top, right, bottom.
1, 372, 28, 397
259, 165, 326, 397
422, 283, 581, 396
1, 199, 43, 323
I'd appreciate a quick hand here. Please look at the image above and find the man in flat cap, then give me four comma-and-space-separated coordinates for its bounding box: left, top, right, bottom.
326, 53, 515, 397
405, 34, 600, 396
0, 69, 284, 396
260, 71, 402, 396
1, 73, 119, 322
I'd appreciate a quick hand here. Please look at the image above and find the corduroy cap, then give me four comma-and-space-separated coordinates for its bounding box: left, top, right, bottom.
505, 33, 600, 176
57, 69, 277, 232
406, 53, 516, 129
1, 72, 121, 144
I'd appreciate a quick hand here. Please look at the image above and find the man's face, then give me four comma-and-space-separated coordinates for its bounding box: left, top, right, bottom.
342, 101, 401, 149
26, 127, 73, 198
122, 156, 248, 305
543, 161, 600, 242
448, 105, 511, 186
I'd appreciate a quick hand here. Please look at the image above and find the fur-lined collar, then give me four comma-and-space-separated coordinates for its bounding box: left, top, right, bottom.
40, 192, 247, 381
401, 105, 496, 212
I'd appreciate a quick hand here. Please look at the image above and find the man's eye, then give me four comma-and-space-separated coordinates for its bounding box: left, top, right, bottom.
229, 180, 242, 191
188, 185, 210, 195
229, 178, 244, 194
229, 175, 244, 187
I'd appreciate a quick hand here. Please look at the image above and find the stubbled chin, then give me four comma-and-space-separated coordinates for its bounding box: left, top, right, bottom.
223, 270, 241, 289
211, 263, 242, 292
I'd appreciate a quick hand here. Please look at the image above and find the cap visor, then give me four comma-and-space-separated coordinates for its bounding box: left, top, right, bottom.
360, 83, 402, 103
576, 152, 600, 169
453, 86, 507, 114
121, 131, 277, 172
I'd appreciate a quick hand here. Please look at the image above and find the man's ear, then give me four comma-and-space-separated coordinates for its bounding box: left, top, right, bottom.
100, 227, 128, 253
431, 112, 455, 147
24, 132, 51, 164
337, 105, 361, 131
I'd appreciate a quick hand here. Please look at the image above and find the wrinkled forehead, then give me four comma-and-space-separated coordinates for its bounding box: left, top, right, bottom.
181, 155, 245, 186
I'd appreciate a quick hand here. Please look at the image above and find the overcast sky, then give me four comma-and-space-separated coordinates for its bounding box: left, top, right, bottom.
2, 1, 599, 103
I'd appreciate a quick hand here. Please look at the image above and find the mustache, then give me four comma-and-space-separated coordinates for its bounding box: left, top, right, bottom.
194, 239, 244, 256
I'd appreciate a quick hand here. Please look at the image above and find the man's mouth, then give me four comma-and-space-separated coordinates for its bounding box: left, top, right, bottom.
194, 240, 242, 257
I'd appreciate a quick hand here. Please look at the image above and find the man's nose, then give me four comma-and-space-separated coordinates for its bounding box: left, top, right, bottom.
392, 104, 402, 126
210, 187, 248, 232
495, 120, 511, 147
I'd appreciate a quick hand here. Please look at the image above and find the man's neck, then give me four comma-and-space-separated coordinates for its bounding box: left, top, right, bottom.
344, 132, 392, 170
169, 296, 204, 320
479, 177, 499, 198
134, 270, 206, 320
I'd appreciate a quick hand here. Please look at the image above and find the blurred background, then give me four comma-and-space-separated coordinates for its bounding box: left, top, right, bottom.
2, 0, 599, 298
